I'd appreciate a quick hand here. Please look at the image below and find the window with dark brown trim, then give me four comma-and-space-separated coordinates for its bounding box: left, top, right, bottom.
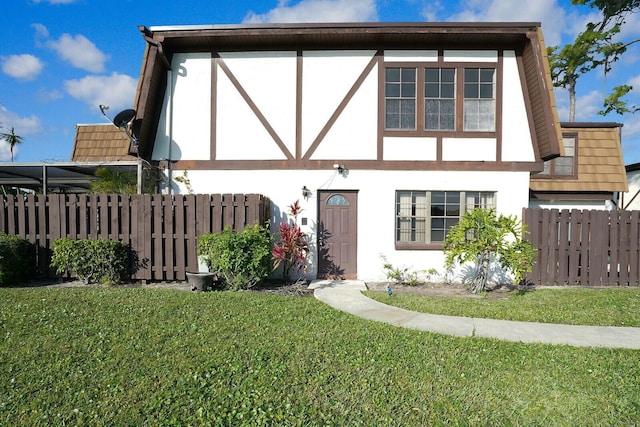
395, 190, 496, 248
384, 65, 496, 135
535, 134, 578, 179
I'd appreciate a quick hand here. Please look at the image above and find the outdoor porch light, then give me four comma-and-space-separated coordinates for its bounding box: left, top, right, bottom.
302, 185, 311, 198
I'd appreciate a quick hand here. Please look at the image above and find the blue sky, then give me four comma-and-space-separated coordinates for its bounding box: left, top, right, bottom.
1, 0, 639, 164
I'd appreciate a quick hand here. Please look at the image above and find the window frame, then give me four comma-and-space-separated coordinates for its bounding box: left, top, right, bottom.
395, 190, 496, 250
533, 132, 579, 180
382, 61, 498, 138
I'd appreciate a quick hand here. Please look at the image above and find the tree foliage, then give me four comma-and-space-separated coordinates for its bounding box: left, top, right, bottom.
444, 209, 536, 294
550, 0, 640, 117
0, 126, 24, 162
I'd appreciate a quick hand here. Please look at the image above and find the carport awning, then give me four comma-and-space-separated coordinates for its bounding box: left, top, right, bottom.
0, 161, 145, 194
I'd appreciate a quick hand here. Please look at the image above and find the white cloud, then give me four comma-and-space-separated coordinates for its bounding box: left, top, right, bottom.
243, 0, 377, 23
1, 54, 44, 80
64, 73, 137, 111
0, 104, 43, 160
445, 0, 568, 46
47, 33, 108, 73
32, 23, 49, 39
36, 88, 64, 102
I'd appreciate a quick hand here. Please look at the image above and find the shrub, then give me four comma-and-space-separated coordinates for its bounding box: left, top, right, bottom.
0, 233, 32, 286
50, 238, 129, 285
272, 200, 310, 282
197, 225, 272, 290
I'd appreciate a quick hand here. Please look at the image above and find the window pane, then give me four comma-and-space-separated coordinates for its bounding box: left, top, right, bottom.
480, 68, 495, 82
386, 68, 400, 82
464, 68, 478, 82
401, 68, 416, 82
386, 83, 400, 97
431, 191, 445, 203
480, 83, 493, 98
401, 99, 415, 114
396, 191, 426, 243
401, 83, 416, 97
425, 68, 439, 82
464, 84, 479, 98
425, 83, 439, 98
441, 83, 455, 99
555, 157, 574, 175
442, 68, 455, 82
327, 195, 349, 205
386, 99, 399, 114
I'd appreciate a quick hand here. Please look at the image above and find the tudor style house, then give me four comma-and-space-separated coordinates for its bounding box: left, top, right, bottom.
131, 22, 566, 281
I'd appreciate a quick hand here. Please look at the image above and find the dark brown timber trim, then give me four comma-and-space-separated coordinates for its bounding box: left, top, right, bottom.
296, 51, 303, 160
496, 51, 503, 162
173, 159, 543, 171
210, 53, 218, 160
516, 48, 539, 162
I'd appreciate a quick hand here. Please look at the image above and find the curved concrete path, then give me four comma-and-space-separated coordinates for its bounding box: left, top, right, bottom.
310, 280, 640, 349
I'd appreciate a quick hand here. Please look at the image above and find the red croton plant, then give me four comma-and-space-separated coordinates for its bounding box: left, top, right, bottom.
272, 200, 310, 282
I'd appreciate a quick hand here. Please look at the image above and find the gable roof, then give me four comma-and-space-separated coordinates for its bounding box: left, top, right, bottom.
71, 124, 137, 162
133, 22, 563, 161
530, 122, 628, 196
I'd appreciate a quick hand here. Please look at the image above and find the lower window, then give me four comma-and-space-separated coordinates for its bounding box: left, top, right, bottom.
396, 190, 495, 246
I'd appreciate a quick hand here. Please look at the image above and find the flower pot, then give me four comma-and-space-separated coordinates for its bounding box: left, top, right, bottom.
186, 272, 216, 292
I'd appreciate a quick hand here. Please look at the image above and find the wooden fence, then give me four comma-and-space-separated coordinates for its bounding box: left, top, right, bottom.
0, 193, 270, 281
524, 208, 640, 286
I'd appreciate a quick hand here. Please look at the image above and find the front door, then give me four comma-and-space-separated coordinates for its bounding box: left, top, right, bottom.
317, 191, 358, 279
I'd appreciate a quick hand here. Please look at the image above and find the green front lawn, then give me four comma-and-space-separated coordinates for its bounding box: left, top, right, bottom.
1, 288, 638, 425
365, 287, 640, 326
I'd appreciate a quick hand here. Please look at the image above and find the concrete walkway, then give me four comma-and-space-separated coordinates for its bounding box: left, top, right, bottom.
309, 280, 640, 349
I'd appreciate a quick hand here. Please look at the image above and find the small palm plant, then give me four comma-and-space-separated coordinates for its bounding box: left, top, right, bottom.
0, 127, 24, 162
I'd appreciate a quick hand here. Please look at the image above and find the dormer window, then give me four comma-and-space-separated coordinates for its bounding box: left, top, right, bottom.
537, 135, 577, 178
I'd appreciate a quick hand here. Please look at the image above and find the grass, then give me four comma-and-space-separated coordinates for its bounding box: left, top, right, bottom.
365, 287, 640, 327
1, 287, 639, 425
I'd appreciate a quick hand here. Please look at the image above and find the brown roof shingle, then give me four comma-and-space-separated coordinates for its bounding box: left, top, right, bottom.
71, 124, 136, 162
530, 123, 628, 194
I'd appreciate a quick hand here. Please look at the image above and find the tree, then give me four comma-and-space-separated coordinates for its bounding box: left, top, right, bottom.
547, 25, 623, 120
89, 167, 138, 194
444, 208, 536, 294
550, 0, 640, 117
0, 127, 24, 162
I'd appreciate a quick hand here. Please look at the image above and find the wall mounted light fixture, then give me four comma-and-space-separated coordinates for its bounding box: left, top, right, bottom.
333, 163, 346, 175
302, 185, 311, 198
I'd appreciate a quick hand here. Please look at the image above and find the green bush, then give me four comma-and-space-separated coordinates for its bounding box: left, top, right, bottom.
0, 233, 32, 286
50, 238, 129, 285
197, 225, 272, 290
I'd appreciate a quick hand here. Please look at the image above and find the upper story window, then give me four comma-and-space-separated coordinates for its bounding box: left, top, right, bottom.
384, 65, 496, 134
536, 135, 577, 178
425, 68, 456, 131
463, 68, 496, 131
385, 68, 417, 130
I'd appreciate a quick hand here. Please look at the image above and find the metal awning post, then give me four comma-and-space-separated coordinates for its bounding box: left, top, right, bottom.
42, 165, 48, 196
137, 161, 143, 194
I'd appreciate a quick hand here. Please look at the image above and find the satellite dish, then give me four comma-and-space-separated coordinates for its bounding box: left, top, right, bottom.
113, 109, 136, 129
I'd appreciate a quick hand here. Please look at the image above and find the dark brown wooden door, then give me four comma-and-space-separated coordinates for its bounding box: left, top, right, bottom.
317, 191, 358, 279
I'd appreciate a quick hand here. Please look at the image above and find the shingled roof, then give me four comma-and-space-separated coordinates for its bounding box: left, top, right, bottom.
530, 122, 628, 198
71, 124, 136, 162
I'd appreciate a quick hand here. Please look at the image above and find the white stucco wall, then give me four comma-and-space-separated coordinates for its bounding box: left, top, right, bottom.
176, 169, 530, 282
152, 53, 212, 161
622, 170, 640, 210
501, 51, 535, 162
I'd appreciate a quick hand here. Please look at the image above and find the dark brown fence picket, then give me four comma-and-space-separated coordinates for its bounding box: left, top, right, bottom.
0, 193, 269, 282
524, 208, 640, 286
